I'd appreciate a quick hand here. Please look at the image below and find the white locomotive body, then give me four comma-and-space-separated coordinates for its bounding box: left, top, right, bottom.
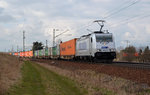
76, 31, 116, 61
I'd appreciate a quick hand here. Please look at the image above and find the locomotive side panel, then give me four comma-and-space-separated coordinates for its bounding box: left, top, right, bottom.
76, 36, 91, 56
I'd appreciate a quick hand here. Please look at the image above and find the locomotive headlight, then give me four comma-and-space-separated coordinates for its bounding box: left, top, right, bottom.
111, 48, 116, 52
97, 49, 101, 52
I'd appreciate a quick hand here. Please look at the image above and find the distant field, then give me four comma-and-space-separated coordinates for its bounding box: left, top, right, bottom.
0, 53, 22, 95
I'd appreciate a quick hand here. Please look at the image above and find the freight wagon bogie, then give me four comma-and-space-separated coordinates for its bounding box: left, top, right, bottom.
60, 55, 75, 60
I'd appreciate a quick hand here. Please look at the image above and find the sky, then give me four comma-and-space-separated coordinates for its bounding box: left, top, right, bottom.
0, 0, 150, 52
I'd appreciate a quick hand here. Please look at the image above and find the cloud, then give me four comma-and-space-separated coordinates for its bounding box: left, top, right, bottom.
124, 32, 131, 38
0, 2, 15, 23
91, 0, 112, 3
0, 0, 8, 8
145, 24, 150, 34
0, 7, 4, 14
0, 14, 15, 23
0, 0, 150, 51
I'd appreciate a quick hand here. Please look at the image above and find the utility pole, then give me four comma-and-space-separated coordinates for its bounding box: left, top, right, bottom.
125, 40, 130, 47
46, 40, 48, 48
23, 31, 25, 52
53, 29, 55, 47
17, 45, 18, 52
11, 45, 14, 53
52, 29, 69, 47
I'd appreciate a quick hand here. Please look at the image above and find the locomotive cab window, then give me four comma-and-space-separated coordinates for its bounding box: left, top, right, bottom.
96, 35, 112, 42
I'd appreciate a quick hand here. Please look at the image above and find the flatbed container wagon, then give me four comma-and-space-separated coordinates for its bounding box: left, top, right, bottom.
38, 50, 42, 58
41, 49, 45, 58
48, 47, 52, 58
52, 44, 60, 59
45, 48, 49, 58
34, 50, 38, 58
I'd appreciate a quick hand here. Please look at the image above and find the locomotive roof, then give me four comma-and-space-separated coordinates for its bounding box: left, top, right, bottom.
78, 31, 112, 41
81, 31, 111, 37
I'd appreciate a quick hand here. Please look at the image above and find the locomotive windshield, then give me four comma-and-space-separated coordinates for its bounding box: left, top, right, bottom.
96, 35, 113, 42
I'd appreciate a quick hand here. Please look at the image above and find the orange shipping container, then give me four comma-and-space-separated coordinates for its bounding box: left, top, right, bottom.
14, 53, 17, 56
29, 51, 33, 57
14, 52, 18, 56
22, 52, 25, 57
27, 51, 29, 57
26, 51, 29, 57
20, 52, 23, 57
60, 38, 77, 56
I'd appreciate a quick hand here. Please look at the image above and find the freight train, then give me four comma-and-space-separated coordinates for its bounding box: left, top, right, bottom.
11, 20, 116, 62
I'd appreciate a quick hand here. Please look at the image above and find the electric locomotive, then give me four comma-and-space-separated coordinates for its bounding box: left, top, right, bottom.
76, 20, 116, 62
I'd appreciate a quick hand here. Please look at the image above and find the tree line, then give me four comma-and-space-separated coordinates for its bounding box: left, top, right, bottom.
117, 46, 150, 62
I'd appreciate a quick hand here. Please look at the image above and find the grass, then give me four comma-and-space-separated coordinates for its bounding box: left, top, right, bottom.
33, 62, 87, 95
38, 62, 150, 95
0, 53, 21, 95
8, 61, 45, 95
93, 87, 116, 95
139, 89, 150, 95
8, 61, 86, 95
38, 62, 117, 95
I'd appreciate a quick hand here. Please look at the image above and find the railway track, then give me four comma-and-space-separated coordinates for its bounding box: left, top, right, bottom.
66, 60, 150, 70
112, 61, 150, 69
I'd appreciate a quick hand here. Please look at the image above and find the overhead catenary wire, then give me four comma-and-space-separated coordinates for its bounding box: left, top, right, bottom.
108, 14, 143, 28
109, 13, 150, 28
75, 21, 94, 32
74, 0, 133, 32
48, 0, 142, 36
102, 0, 134, 18
103, 0, 141, 19
74, 0, 141, 33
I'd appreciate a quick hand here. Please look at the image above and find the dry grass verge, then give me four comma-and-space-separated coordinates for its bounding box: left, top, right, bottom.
0, 53, 22, 95
37, 62, 150, 95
